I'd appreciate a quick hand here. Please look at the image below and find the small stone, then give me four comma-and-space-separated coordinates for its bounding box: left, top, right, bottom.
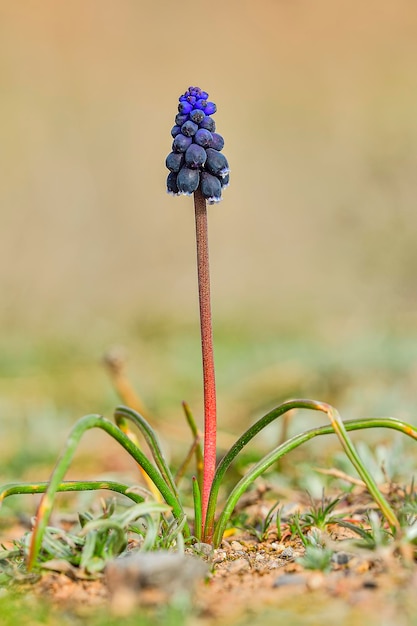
306, 572, 325, 590
273, 573, 306, 588
230, 541, 245, 552
193, 542, 213, 557
212, 550, 227, 564
281, 547, 294, 559
355, 560, 370, 574
227, 558, 250, 574
270, 542, 285, 552
105, 551, 207, 598
332, 551, 352, 566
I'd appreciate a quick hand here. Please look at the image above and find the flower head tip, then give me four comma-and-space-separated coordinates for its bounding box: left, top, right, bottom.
166, 86, 229, 204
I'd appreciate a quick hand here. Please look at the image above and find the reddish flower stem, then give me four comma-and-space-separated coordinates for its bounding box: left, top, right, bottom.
194, 188, 217, 537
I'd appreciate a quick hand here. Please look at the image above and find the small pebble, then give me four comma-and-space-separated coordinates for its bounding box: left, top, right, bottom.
273, 574, 306, 588
306, 572, 325, 590
193, 542, 213, 557
281, 547, 294, 559
227, 558, 250, 574
230, 541, 245, 551
212, 550, 227, 564
106, 551, 207, 596
331, 552, 352, 566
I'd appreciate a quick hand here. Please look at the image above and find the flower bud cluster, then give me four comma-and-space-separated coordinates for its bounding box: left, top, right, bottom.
166, 86, 229, 204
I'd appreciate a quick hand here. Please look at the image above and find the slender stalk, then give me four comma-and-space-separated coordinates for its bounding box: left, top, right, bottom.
175, 437, 201, 485
103, 350, 149, 418
192, 477, 202, 542
182, 401, 204, 490
194, 188, 217, 533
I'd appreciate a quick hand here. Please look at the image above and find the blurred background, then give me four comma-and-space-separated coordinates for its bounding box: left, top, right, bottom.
1, 0, 417, 493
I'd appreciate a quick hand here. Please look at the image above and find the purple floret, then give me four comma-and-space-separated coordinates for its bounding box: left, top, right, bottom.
210, 133, 224, 151
190, 109, 205, 124
166, 151, 184, 173
185, 144, 207, 169
178, 101, 193, 115
200, 171, 222, 203
205, 148, 229, 177
220, 172, 230, 187
199, 116, 216, 132
172, 133, 193, 153
177, 166, 200, 194
204, 102, 217, 115
194, 128, 213, 148
175, 113, 189, 126
167, 171, 179, 195
171, 125, 182, 138
181, 120, 198, 137
194, 99, 207, 110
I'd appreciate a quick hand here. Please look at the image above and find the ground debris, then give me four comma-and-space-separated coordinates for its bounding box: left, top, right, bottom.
2, 484, 417, 623
105, 551, 208, 614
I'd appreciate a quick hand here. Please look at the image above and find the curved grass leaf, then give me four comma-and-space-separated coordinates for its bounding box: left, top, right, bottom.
114, 406, 179, 498
212, 416, 417, 547
28, 414, 190, 570
204, 400, 328, 540
0, 480, 145, 506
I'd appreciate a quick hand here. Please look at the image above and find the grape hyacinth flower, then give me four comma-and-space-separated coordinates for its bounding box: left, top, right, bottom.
3, 83, 415, 575
166, 87, 230, 537
166, 86, 229, 204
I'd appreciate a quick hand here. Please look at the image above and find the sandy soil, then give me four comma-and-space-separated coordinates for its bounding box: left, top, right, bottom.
3, 487, 416, 625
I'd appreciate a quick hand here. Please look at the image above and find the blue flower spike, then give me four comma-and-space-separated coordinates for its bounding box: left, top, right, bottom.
166, 86, 229, 203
